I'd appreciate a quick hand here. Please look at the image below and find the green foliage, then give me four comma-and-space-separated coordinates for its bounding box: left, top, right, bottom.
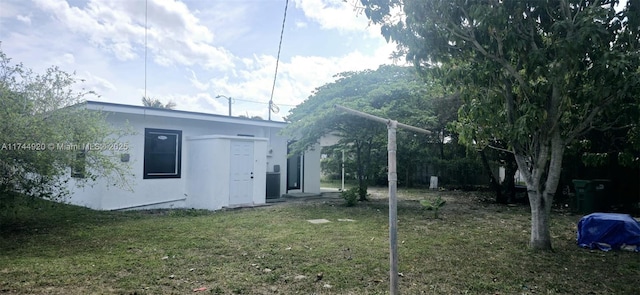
569, 109, 640, 169
283, 65, 436, 154
341, 187, 359, 207
430, 157, 484, 187
320, 146, 344, 180
141, 96, 176, 109
361, 0, 640, 250
420, 196, 446, 218
284, 65, 453, 195
363, 0, 640, 173
0, 47, 133, 209
321, 132, 486, 188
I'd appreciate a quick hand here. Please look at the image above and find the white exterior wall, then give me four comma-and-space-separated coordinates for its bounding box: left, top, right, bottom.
303, 144, 321, 194
186, 135, 267, 210
251, 139, 268, 204
186, 137, 227, 210
67, 106, 289, 210
66, 181, 105, 209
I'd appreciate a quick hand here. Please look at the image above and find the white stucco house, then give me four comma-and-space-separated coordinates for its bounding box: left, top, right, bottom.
66, 101, 320, 211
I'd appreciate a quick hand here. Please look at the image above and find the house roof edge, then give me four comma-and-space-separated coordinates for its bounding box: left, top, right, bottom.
84, 100, 288, 128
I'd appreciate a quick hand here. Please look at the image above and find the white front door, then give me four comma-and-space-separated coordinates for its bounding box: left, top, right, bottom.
229, 141, 254, 205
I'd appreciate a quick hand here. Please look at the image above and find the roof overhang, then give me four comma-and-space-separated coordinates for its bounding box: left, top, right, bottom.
84, 101, 288, 128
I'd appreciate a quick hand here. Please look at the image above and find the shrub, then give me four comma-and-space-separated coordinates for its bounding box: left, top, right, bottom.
341, 187, 359, 207
420, 196, 446, 218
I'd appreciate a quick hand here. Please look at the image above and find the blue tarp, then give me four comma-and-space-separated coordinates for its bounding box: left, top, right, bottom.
577, 213, 640, 252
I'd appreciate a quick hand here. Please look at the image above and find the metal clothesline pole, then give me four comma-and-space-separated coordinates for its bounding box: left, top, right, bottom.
387, 119, 399, 294
334, 104, 430, 295
334, 105, 430, 134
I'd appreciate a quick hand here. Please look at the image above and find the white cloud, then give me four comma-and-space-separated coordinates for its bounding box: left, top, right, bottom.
292, 0, 378, 36
48, 53, 75, 67
77, 71, 117, 94
201, 40, 397, 120
112, 42, 137, 61
153, 92, 228, 116
16, 14, 31, 25
1, 0, 398, 121
0, 1, 20, 19
181, 47, 395, 121
32, 0, 235, 70
188, 70, 211, 91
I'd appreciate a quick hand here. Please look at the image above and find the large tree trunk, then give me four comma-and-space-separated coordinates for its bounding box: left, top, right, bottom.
515, 131, 565, 251
528, 189, 553, 249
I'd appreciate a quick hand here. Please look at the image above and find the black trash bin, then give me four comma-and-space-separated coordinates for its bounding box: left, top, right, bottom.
572, 179, 612, 214
572, 180, 594, 214
266, 172, 281, 199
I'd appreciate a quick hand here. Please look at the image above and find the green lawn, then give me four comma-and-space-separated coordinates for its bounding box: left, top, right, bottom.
1, 190, 638, 294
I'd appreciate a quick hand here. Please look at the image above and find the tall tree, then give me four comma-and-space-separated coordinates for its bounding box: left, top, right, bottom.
0, 48, 132, 212
283, 65, 438, 200
361, 0, 640, 250
141, 96, 176, 109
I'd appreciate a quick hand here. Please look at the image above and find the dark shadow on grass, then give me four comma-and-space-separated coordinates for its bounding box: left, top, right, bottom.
1, 195, 130, 234
0, 194, 232, 258
0, 194, 146, 256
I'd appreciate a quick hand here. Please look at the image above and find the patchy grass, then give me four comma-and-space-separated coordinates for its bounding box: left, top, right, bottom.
1, 190, 638, 294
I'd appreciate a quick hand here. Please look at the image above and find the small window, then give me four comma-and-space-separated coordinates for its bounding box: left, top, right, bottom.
144, 128, 182, 179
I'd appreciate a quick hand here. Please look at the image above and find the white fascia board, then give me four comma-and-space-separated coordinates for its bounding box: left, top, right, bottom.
84, 101, 288, 129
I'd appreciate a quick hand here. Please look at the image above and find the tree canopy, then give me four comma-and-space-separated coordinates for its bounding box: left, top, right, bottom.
0, 48, 132, 212
285, 65, 435, 147
141, 96, 176, 109
360, 0, 640, 250
283, 65, 443, 199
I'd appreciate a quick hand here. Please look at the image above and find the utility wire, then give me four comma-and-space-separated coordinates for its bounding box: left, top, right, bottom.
233, 97, 297, 107
268, 0, 289, 120
144, 0, 148, 99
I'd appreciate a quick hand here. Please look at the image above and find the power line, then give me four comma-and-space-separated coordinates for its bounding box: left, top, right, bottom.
144, 0, 148, 99
268, 0, 289, 120
233, 97, 297, 107
233, 98, 265, 104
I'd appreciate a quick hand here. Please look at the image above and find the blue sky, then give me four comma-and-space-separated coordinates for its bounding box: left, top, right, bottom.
0, 0, 397, 120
